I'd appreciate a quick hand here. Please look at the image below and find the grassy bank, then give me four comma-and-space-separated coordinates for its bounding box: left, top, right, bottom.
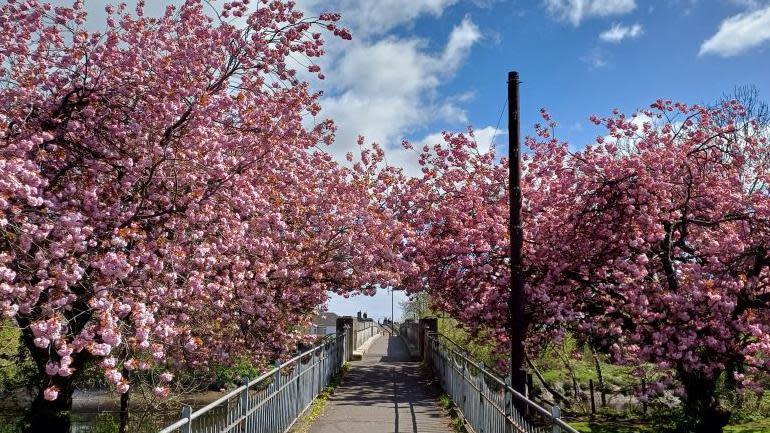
433, 316, 770, 433
571, 416, 770, 433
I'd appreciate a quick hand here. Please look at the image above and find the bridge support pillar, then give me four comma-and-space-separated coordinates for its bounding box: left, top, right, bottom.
336, 316, 355, 362
418, 317, 438, 361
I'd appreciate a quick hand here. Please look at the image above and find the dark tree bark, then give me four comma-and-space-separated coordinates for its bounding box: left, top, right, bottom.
23, 381, 76, 433
592, 349, 607, 407
119, 367, 131, 433
678, 369, 730, 433
526, 356, 570, 406
17, 313, 90, 433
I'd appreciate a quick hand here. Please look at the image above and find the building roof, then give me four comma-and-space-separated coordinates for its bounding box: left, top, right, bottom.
313, 312, 339, 327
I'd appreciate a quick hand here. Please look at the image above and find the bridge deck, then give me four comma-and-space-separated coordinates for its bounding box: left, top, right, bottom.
307, 335, 453, 433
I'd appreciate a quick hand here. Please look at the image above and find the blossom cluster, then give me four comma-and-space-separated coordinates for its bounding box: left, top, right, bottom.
0, 0, 407, 402
396, 101, 770, 398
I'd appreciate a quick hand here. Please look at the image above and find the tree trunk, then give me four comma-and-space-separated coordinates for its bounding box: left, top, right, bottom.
556, 348, 581, 400
17, 316, 89, 433
592, 349, 607, 407
23, 379, 75, 433
119, 368, 130, 433
679, 369, 730, 433
525, 356, 570, 406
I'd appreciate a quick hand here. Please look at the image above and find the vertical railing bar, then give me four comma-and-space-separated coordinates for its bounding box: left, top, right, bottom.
180, 405, 192, 433
423, 333, 579, 433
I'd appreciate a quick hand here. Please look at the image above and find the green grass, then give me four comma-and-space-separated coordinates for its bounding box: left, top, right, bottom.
571, 419, 653, 433
534, 336, 636, 392
437, 317, 504, 371
724, 419, 770, 433
438, 393, 467, 432
430, 315, 770, 433
0, 320, 35, 394
570, 417, 770, 433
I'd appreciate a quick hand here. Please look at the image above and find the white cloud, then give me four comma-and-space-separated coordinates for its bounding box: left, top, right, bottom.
438, 102, 469, 124
599, 23, 644, 42
317, 0, 459, 36
442, 16, 482, 69
699, 5, 770, 57
472, 125, 508, 153
49, 0, 481, 173
581, 47, 608, 69
319, 16, 481, 161
414, 125, 503, 154
543, 0, 636, 26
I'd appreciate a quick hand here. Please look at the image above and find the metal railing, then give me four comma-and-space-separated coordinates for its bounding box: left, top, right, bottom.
398, 320, 419, 352
158, 333, 346, 433
381, 320, 397, 335
353, 320, 379, 350
426, 332, 579, 433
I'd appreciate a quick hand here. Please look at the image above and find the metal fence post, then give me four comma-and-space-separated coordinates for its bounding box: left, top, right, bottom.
336, 317, 354, 361
156, 337, 354, 433
551, 405, 562, 433
272, 361, 281, 431
504, 377, 513, 433
310, 351, 321, 398
180, 405, 192, 433
336, 334, 342, 372
240, 377, 249, 432
295, 357, 303, 419
461, 358, 467, 411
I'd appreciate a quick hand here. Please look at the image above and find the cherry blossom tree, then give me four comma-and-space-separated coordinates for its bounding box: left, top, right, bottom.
0, 1, 404, 432
398, 101, 770, 432
395, 130, 513, 348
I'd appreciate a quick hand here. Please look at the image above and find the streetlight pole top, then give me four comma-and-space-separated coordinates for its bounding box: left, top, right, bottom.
508, 70, 519, 83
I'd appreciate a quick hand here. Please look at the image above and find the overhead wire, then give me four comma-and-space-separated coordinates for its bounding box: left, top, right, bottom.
489, 96, 508, 151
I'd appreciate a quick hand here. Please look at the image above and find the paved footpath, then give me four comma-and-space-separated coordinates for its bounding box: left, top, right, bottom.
308, 334, 452, 433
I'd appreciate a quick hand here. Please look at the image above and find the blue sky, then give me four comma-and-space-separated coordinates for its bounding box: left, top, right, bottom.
308, 0, 770, 163
435, 0, 770, 149
55, 0, 770, 321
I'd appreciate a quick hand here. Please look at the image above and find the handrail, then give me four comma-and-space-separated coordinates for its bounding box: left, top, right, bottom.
426, 332, 580, 433
158, 332, 344, 433
353, 320, 380, 350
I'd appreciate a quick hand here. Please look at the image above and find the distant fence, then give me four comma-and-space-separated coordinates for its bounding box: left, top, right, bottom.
158, 333, 346, 433
398, 320, 420, 353
426, 332, 579, 433
353, 320, 379, 350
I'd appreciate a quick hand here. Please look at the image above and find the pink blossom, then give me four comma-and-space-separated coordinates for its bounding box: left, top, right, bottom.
154, 386, 170, 399
43, 386, 59, 401
117, 381, 130, 394
45, 362, 59, 376
396, 101, 770, 411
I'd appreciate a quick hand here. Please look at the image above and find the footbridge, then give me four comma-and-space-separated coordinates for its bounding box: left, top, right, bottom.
159, 318, 578, 433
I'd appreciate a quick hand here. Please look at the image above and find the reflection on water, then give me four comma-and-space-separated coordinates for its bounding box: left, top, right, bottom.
71, 411, 172, 433
1, 410, 179, 433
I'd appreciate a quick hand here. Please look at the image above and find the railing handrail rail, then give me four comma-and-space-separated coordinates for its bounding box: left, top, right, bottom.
158, 332, 343, 433
385, 322, 399, 334
427, 331, 580, 433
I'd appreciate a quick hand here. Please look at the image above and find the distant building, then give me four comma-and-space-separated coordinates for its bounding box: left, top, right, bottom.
310, 312, 339, 335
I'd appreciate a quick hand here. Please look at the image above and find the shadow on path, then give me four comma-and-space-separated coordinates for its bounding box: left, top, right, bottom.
307, 335, 451, 433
